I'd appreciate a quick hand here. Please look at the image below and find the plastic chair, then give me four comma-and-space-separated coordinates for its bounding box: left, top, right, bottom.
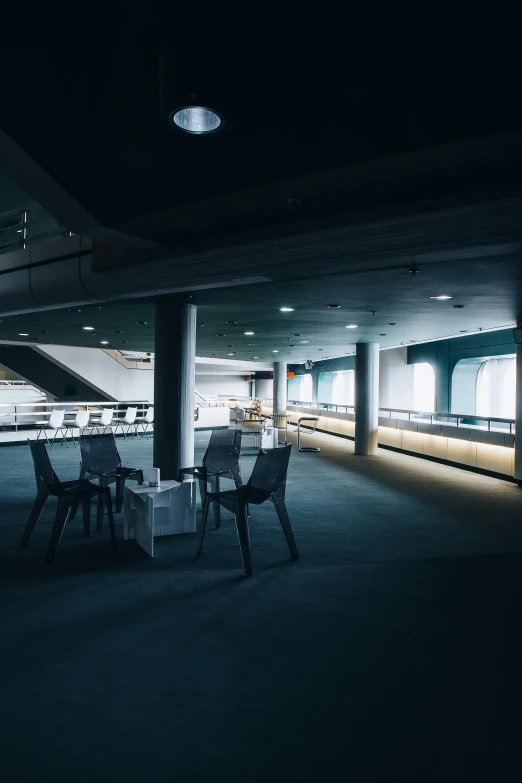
198, 444, 298, 576
21, 440, 116, 564
62, 409, 90, 445
73, 432, 144, 522
35, 408, 66, 448
135, 406, 154, 438
92, 407, 114, 436
179, 428, 242, 529
113, 406, 138, 439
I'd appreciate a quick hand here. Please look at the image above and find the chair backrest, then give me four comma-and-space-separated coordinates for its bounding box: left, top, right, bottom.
29, 440, 59, 492
75, 410, 90, 428
145, 407, 154, 423
100, 408, 114, 426
80, 432, 120, 474
203, 427, 242, 473
48, 409, 65, 428
123, 406, 137, 424
248, 444, 292, 496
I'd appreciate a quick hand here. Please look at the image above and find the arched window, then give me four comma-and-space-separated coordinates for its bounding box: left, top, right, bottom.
332, 370, 354, 405
413, 362, 435, 412
476, 357, 516, 418
300, 373, 313, 402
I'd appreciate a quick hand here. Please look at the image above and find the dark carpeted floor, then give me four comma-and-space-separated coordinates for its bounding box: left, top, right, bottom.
2, 429, 522, 781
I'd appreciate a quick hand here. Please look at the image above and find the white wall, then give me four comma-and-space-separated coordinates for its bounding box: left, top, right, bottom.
254, 379, 273, 399
195, 375, 251, 398
37, 345, 154, 402
379, 347, 415, 410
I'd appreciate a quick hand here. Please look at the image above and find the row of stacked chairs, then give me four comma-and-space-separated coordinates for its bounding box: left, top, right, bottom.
35, 406, 154, 447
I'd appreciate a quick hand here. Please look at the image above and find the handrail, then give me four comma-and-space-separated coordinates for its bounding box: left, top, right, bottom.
220, 396, 516, 434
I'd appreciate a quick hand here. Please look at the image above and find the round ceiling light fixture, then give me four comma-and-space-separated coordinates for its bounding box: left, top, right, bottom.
430, 295, 453, 300
327, 304, 341, 308
170, 106, 223, 135
244, 331, 255, 335
345, 324, 358, 329
279, 307, 295, 312
82, 326, 94, 331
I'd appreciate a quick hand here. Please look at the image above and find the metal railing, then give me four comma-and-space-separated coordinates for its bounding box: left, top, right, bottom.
0, 202, 72, 255
0, 400, 150, 432
220, 396, 516, 434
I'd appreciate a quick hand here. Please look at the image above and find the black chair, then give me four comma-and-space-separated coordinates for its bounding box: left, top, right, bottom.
198, 444, 298, 576
74, 432, 144, 527
179, 427, 242, 530
21, 440, 116, 564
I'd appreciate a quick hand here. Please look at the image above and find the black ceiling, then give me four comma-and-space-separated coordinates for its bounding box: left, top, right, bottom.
1, 50, 521, 246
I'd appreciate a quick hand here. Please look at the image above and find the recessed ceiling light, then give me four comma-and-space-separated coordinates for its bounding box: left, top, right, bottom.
217, 333, 225, 337
226, 344, 233, 347
136, 321, 147, 325
244, 331, 255, 335
345, 324, 358, 329
82, 326, 94, 330
19, 333, 29, 336
94, 306, 103, 310
100, 341, 109, 345
327, 304, 341, 308
279, 307, 295, 312
388, 323, 398, 326
227, 353, 235, 356
198, 323, 205, 327
40, 331, 48, 334
273, 350, 279, 353
299, 340, 309, 344
430, 295, 453, 300
113, 331, 122, 334
121, 340, 128, 343
293, 334, 301, 336
379, 333, 387, 336
225, 321, 237, 325
170, 106, 223, 134
459, 330, 468, 333
253, 356, 259, 358
68, 308, 81, 313
452, 304, 466, 309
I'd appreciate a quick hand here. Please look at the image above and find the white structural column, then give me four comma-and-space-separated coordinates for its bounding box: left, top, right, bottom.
515, 324, 522, 485
273, 361, 288, 413
153, 300, 196, 480
354, 342, 380, 455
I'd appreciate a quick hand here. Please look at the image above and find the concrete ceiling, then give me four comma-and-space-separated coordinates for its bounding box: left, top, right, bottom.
0, 248, 520, 363
0, 52, 521, 362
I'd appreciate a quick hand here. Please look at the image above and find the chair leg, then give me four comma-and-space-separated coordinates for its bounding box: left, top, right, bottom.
103, 488, 117, 551
21, 490, 49, 546
69, 466, 88, 520
212, 476, 221, 529
116, 477, 125, 513
82, 496, 91, 537
234, 502, 252, 576
47, 497, 73, 564
231, 465, 243, 488
196, 496, 210, 557
138, 470, 144, 486
272, 492, 299, 560
96, 488, 106, 530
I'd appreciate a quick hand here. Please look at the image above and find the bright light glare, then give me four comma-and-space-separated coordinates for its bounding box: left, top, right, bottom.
279, 307, 295, 312
345, 324, 358, 329
171, 107, 221, 134
430, 295, 453, 300
83, 326, 94, 331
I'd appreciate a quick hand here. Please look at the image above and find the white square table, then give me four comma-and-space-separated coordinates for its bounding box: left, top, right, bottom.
124, 480, 196, 557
